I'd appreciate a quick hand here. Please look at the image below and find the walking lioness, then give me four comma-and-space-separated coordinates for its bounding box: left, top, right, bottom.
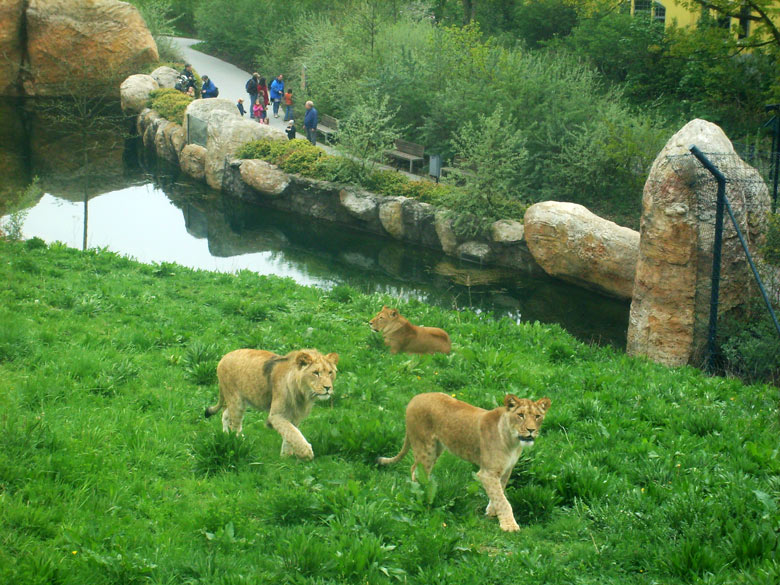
369, 306, 451, 354
206, 348, 339, 460
378, 392, 551, 532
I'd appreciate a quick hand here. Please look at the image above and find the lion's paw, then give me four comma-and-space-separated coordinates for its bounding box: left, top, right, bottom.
485, 502, 497, 517
298, 443, 314, 460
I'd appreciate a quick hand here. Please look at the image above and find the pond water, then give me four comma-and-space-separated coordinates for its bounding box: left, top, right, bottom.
0, 98, 630, 347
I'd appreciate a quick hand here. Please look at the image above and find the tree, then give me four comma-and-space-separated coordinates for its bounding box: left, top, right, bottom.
681, 0, 780, 52
335, 91, 401, 181
443, 106, 529, 234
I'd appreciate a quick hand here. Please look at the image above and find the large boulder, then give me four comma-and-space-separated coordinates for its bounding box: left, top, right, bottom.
204, 108, 285, 190
120, 74, 159, 115
627, 119, 770, 366
150, 66, 180, 89
183, 98, 240, 141
524, 201, 639, 300
179, 144, 206, 181
239, 159, 290, 196
24, 0, 158, 96
339, 188, 379, 222
434, 211, 458, 255
0, 0, 24, 96
155, 121, 179, 163
491, 219, 524, 244
379, 197, 406, 239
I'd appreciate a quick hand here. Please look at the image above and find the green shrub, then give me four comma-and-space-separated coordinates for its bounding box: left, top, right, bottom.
761, 212, 780, 266
236, 139, 274, 160
149, 88, 193, 125
719, 314, 780, 385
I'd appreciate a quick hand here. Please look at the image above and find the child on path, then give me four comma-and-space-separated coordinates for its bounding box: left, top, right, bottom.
252, 100, 264, 122
237, 98, 246, 116
286, 120, 296, 140
283, 88, 294, 121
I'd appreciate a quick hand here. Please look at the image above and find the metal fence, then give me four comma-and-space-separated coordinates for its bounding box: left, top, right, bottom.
685, 146, 780, 370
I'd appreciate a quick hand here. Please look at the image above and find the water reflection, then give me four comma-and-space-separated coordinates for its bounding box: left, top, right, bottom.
1, 98, 630, 347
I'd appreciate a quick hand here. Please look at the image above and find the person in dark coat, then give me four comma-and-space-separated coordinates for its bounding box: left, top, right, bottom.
201, 76, 218, 98
304, 101, 318, 146
246, 72, 260, 117
237, 99, 246, 116
286, 119, 296, 140
181, 64, 196, 90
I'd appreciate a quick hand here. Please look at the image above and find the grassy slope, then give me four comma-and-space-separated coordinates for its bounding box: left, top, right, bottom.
1, 239, 778, 585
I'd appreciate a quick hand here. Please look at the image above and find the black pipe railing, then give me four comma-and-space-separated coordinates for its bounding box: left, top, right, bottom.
689, 145, 780, 371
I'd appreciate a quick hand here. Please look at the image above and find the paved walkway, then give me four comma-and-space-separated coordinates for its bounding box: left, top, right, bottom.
170, 37, 422, 180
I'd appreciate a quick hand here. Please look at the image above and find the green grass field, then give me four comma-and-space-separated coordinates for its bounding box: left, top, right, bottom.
1, 238, 779, 585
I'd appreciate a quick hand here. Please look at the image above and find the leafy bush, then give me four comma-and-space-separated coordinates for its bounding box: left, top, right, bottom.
761, 211, 780, 266
148, 88, 193, 125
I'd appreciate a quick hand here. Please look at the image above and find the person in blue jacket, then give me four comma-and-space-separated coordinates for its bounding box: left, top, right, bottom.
201, 75, 218, 98
304, 100, 318, 146
269, 74, 285, 118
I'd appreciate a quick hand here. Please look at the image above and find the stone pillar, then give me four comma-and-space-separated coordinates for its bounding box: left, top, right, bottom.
627, 119, 770, 366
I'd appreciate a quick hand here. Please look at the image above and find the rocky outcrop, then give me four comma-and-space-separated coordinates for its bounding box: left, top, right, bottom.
120, 74, 159, 116
627, 119, 770, 366
239, 160, 290, 196
524, 201, 639, 299
0, 0, 24, 96
21, 0, 158, 96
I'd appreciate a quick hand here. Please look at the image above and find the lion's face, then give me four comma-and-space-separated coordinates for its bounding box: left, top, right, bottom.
295, 350, 339, 401
369, 306, 399, 332
504, 395, 551, 445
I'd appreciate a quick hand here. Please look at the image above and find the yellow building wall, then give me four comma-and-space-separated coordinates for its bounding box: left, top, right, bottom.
661, 1, 699, 28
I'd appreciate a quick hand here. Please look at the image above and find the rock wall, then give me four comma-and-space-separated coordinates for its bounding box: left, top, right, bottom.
0, 0, 158, 97
126, 76, 646, 298
627, 119, 770, 366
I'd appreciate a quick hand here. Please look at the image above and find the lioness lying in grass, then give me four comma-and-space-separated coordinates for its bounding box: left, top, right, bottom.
378, 392, 551, 532
206, 348, 338, 460
369, 306, 451, 354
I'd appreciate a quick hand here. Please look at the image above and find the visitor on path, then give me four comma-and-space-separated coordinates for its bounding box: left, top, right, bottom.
270, 74, 284, 118
286, 119, 296, 140
245, 72, 260, 118
237, 98, 246, 116
258, 77, 270, 111
252, 100, 266, 123
201, 75, 218, 98
283, 88, 294, 121
181, 63, 196, 91
304, 101, 318, 146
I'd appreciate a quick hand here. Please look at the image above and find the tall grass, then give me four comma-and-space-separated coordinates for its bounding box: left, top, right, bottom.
1, 238, 778, 584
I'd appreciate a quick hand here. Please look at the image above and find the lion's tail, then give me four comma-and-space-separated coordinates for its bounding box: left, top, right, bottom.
204, 392, 224, 419
376, 434, 410, 467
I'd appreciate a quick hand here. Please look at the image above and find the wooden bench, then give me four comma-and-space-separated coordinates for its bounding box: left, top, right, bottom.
317, 114, 339, 143
385, 139, 424, 173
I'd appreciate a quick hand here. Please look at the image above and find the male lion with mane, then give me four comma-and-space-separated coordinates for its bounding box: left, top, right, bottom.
369, 306, 451, 354
205, 348, 338, 460
378, 392, 551, 532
